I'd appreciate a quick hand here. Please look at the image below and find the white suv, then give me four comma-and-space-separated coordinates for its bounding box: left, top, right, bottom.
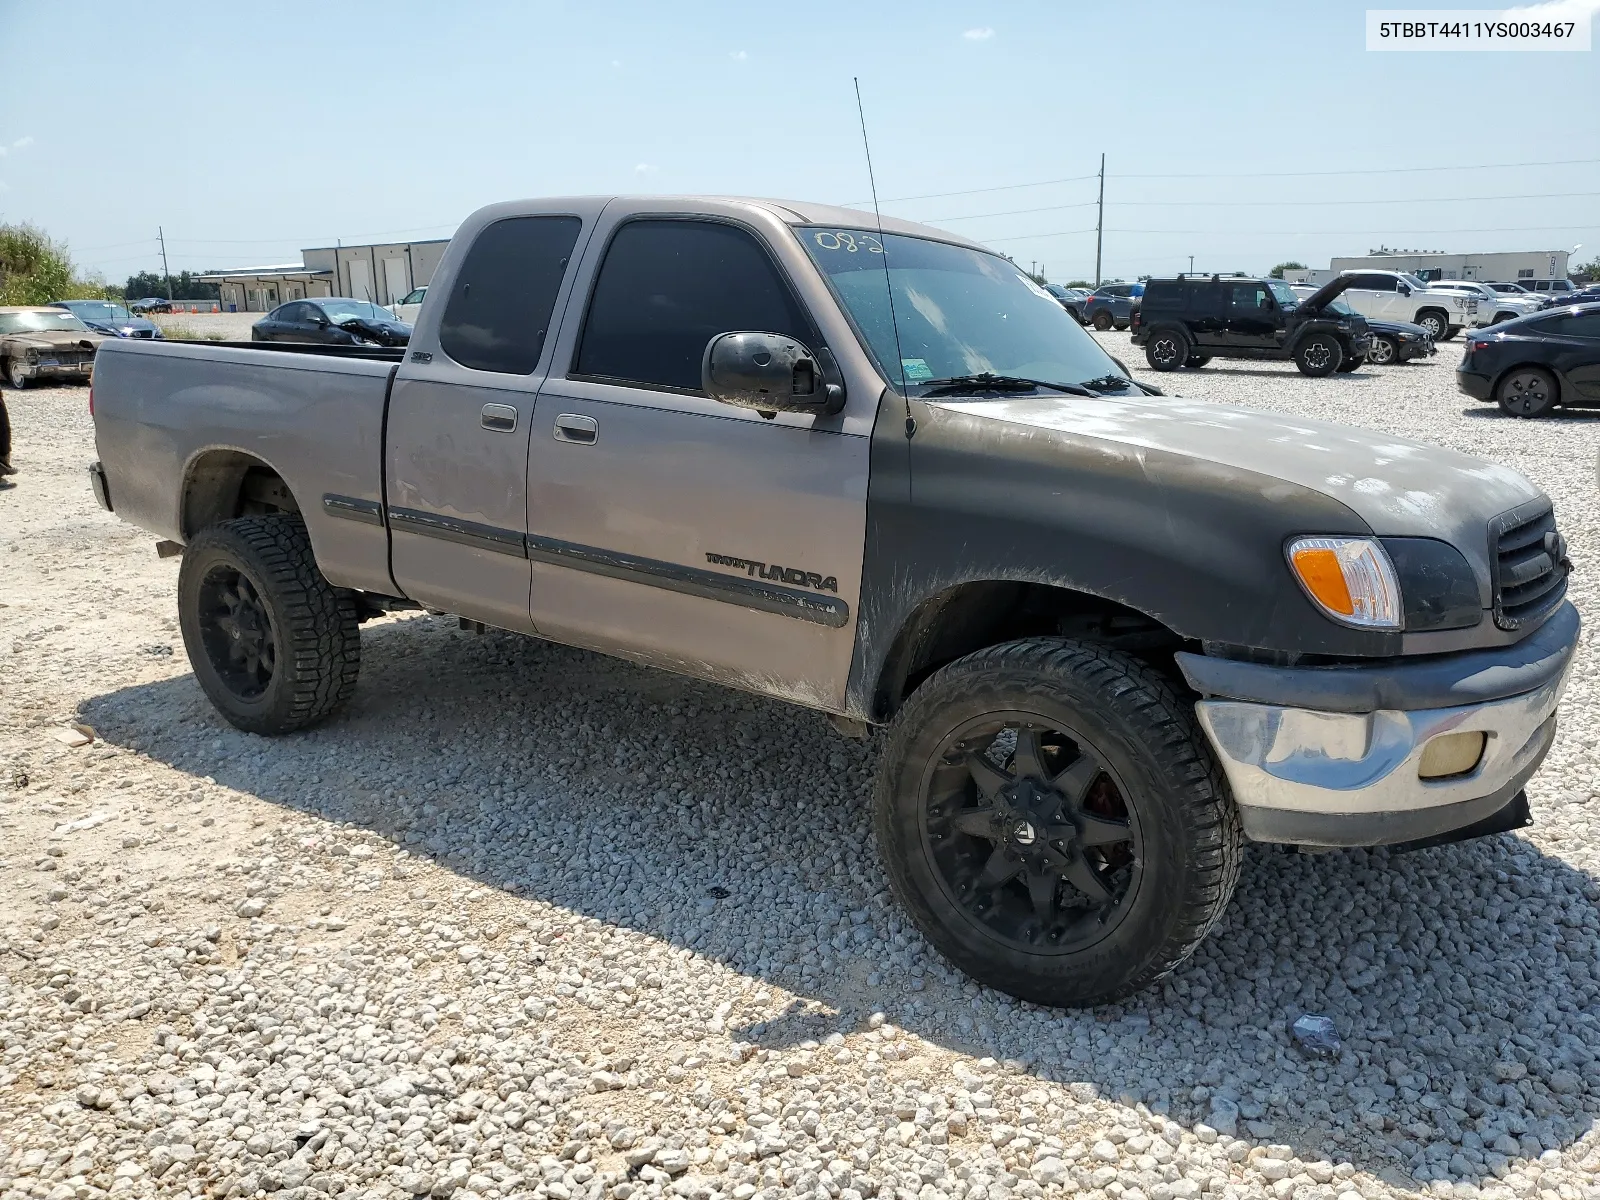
1426, 280, 1542, 327
1336, 271, 1477, 341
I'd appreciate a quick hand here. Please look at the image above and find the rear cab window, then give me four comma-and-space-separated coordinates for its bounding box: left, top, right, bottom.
439, 215, 584, 374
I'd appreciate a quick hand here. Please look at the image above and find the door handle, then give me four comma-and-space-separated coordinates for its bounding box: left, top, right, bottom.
553, 413, 598, 445
481, 403, 518, 433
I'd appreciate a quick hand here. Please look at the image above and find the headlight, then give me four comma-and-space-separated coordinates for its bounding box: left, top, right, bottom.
1286, 536, 1402, 629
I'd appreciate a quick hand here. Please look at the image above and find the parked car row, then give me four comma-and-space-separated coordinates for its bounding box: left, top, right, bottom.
1457, 302, 1600, 417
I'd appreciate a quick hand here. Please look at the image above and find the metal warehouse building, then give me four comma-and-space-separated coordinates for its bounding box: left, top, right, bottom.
199, 238, 450, 313
1327, 248, 1572, 283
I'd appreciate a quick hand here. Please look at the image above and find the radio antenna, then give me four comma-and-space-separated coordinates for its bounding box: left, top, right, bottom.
853, 77, 912, 438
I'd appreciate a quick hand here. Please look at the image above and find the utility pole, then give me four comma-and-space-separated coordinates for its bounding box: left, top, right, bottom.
1189, 255, 1195, 274
1093, 153, 1105, 287
158, 226, 173, 301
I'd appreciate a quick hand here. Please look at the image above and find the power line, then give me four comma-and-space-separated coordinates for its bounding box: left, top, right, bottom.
925, 190, 1600, 225
843, 156, 1600, 210
987, 222, 1600, 244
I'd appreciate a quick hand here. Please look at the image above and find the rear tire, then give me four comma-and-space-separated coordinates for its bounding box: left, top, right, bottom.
1092, 311, 1113, 331
873, 638, 1242, 1008
178, 514, 360, 735
1415, 309, 1449, 340
1184, 354, 1212, 368
1294, 334, 1343, 377
1496, 366, 1559, 418
1145, 330, 1190, 372
1336, 352, 1364, 373
1443, 325, 1462, 341
1367, 335, 1398, 365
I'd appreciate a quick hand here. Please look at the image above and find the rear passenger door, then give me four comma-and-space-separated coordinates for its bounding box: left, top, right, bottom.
1341, 274, 1393, 321
381, 207, 597, 633
524, 208, 872, 710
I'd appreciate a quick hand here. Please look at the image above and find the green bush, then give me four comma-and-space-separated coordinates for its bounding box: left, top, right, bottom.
0, 223, 118, 304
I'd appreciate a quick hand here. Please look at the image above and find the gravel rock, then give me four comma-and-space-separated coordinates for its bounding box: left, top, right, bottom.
4, 354, 1600, 1200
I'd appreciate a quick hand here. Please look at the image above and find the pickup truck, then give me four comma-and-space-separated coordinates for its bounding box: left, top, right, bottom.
1297, 269, 1477, 340
89, 195, 1580, 1008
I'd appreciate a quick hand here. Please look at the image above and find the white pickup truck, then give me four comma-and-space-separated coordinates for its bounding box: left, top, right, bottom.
1427, 280, 1543, 327
1298, 270, 1477, 341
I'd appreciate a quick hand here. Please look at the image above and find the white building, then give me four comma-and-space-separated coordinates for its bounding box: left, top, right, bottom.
1323, 248, 1571, 284
199, 238, 450, 313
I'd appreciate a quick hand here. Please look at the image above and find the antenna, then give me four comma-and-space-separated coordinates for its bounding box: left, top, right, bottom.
853, 77, 913, 439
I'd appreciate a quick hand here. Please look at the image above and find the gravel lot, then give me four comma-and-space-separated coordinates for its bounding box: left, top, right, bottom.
3, 338, 1599, 1200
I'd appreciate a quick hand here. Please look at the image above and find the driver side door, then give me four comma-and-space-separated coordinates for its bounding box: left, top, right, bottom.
524, 209, 872, 709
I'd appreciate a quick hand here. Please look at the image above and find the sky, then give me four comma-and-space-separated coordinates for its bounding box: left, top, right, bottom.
3, 0, 1598, 287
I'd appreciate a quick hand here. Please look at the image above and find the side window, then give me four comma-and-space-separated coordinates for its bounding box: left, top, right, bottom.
282, 303, 312, 323
1352, 274, 1393, 291
1226, 284, 1269, 310
438, 215, 583, 375
574, 219, 813, 393
1539, 313, 1600, 338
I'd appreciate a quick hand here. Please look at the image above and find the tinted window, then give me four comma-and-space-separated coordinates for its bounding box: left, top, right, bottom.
1140, 282, 1185, 310
1351, 274, 1396, 291
1536, 312, 1600, 338
279, 303, 313, 323
439, 215, 582, 375
575, 219, 811, 392
1227, 283, 1270, 311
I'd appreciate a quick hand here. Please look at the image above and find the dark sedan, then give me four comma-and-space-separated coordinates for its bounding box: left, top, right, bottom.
1456, 303, 1600, 417
251, 298, 412, 347
51, 300, 163, 340
129, 297, 174, 314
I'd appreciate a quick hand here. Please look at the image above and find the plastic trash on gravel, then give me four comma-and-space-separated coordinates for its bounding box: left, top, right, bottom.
1291, 1013, 1341, 1057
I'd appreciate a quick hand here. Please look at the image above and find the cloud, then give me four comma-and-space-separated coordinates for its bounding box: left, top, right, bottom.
1501, 0, 1600, 17
611, 59, 622, 68
730, 49, 748, 60
634, 163, 656, 174
11, 136, 33, 149
962, 27, 994, 40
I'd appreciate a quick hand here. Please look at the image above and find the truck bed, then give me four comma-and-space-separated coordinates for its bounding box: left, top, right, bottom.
91, 337, 399, 596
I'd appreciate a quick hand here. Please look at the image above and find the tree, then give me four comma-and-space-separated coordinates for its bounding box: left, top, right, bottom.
1572, 256, 1600, 284
1269, 261, 1307, 279
124, 270, 220, 302
1065, 279, 1092, 289
0, 223, 74, 304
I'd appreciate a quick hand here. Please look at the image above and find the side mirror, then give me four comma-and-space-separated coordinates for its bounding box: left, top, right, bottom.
1398, 284, 1412, 296
702, 332, 844, 416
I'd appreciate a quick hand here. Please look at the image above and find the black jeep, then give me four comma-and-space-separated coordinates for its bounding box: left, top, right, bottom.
1131, 274, 1372, 377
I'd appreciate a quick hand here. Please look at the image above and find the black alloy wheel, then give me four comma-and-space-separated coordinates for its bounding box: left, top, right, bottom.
921, 717, 1142, 955
1146, 331, 1189, 372
196, 565, 277, 699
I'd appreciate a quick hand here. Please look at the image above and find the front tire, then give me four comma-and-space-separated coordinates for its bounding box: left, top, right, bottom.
5, 360, 30, 389
1415, 309, 1449, 340
873, 638, 1242, 1008
1145, 330, 1190, 372
1294, 333, 1343, 376
1367, 335, 1398, 365
178, 515, 360, 735
1496, 366, 1559, 418
1336, 352, 1364, 373
1184, 354, 1212, 368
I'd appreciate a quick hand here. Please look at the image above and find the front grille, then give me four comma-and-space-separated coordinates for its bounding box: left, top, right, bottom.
1490, 498, 1569, 630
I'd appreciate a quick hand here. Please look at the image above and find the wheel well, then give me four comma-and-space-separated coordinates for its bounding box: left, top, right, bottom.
871, 581, 1187, 721
1490, 362, 1562, 403
181, 451, 301, 539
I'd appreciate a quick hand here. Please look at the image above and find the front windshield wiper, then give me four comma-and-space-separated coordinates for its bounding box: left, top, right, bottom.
917, 372, 1096, 398
1076, 373, 1142, 393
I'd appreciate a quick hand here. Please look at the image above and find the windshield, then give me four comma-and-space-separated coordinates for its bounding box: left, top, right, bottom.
801, 228, 1122, 392
1400, 274, 1430, 291
1266, 281, 1299, 307
0, 310, 92, 334
63, 301, 134, 323
317, 299, 393, 322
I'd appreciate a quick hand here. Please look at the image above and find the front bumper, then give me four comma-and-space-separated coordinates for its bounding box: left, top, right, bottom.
1179, 603, 1579, 847
1399, 337, 1435, 361
16, 361, 93, 383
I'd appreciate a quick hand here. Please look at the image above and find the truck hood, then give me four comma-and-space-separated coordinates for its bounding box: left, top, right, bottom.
930, 389, 1541, 568
4, 331, 105, 352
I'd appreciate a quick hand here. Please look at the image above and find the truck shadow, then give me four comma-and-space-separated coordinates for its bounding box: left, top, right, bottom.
79, 615, 1599, 1190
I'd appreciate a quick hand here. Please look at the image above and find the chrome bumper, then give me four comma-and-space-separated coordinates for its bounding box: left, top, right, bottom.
1196, 670, 1568, 847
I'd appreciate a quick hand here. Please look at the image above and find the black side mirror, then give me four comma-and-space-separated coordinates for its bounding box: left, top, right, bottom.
702, 332, 845, 416
1398, 284, 1412, 296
